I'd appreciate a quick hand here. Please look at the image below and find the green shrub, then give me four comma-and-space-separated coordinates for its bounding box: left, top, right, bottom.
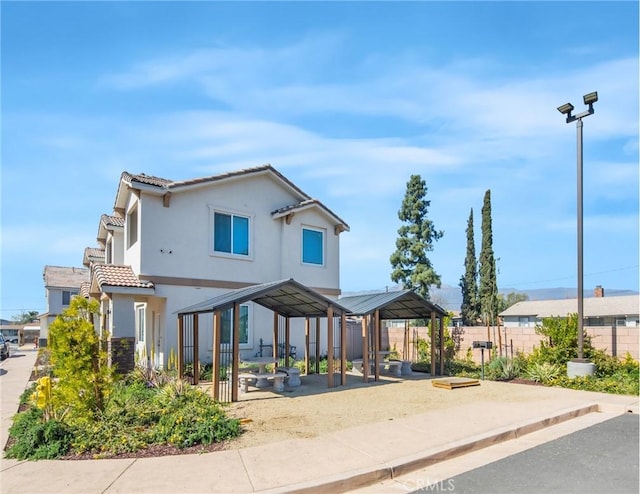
532, 314, 592, 366
550, 375, 639, 396
5, 408, 72, 460
153, 390, 241, 448
486, 356, 522, 380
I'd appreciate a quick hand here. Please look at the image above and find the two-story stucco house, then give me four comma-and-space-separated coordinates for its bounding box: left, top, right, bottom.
39, 265, 90, 346
83, 165, 349, 372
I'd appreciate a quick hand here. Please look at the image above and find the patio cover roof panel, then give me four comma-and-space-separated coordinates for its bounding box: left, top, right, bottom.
338, 290, 447, 319
175, 278, 348, 318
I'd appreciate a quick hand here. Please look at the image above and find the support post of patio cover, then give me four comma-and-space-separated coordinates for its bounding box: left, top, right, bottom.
285, 317, 291, 367
315, 317, 321, 375
341, 312, 347, 386
193, 314, 199, 385
212, 310, 221, 401
430, 311, 436, 376
327, 306, 334, 388
361, 316, 369, 382
374, 309, 380, 382
177, 315, 184, 379
273, 312, 279, 360
231, 302, 240, 403
439, 316, 445, 376
304, 317, 310, 375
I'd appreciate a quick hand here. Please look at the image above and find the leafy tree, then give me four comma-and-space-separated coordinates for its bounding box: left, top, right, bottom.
496, 292, 528, 314
459, 208, 480, 325
390, 175, 443, 300
11, 310, 39, 324
49, 297, 114, 424
479, 190, 498, 325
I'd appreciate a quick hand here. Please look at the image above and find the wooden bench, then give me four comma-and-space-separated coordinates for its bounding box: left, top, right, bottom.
238, 372, 287, 393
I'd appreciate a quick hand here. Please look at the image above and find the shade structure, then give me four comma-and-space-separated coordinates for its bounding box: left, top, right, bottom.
175, 278, 349, 401
339, 290, 448, 381
176, 278, 348, 317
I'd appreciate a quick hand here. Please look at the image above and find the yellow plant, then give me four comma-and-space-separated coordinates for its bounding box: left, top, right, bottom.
31, 376, 54, 421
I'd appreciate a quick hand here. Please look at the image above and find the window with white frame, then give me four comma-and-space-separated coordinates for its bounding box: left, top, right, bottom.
220, 305, 250, 347
302, 227, 324, 265
137, 306, 145, 342
518, 316, 529, 327
62, 290, 78, 306
212, 211, 250, 256
127, 204, 138, 248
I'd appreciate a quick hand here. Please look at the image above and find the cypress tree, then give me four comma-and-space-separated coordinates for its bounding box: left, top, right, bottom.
479, 189, 498, 326
459, 208, 480, 325
390, 174, 443, 300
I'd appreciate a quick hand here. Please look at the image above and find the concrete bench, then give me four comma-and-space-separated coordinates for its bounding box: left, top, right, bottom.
275, 367, 301, 387
352, 359, 402, 377
238, 372, 287, 393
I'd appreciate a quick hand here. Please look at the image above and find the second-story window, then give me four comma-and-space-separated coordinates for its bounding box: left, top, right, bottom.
213, 212, 249, 256
106, 239, 113, 264
302, 227, 324, 265
127, 205, 138, 248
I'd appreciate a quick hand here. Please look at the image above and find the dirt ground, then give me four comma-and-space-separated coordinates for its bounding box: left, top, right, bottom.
223, 372, 541, 450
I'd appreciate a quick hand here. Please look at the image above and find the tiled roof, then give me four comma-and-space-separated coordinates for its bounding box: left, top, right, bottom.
500, 295, 639, 318
83, 247, 105, 263
93, 265, 154, 290
100, 214, 124, 228
121, 172, 172, 188
79, 281, 91, 298
43, 266, 90, 288
271, 199, 350, 230
122, 165, 311, 201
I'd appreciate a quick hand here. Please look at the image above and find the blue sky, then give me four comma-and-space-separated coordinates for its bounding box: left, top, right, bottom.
1, 1, 638, 319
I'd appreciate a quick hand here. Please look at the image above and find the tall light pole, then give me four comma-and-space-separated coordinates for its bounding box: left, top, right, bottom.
557, 91, 598, 361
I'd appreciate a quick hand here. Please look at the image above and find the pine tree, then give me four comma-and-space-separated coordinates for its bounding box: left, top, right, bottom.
459, 208, 480, 325
390, 175, 443, 300
479, 189, 498, 326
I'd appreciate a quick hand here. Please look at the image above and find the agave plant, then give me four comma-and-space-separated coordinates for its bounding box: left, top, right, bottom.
527, 362, 563, 383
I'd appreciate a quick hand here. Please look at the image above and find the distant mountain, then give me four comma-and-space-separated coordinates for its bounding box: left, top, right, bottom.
344, 284, 638, 313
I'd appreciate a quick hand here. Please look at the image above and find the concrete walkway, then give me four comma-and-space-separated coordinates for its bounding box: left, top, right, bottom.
1, 345, 638, 494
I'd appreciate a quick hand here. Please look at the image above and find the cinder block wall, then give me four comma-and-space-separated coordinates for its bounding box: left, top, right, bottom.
381, 325, 639, 364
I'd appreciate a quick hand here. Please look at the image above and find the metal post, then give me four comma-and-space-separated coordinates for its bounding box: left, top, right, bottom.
576, 118, 585, 360
480, 349, 485, 380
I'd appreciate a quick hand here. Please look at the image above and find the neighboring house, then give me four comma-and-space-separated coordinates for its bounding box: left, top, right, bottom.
498, 289, 639, 358
82, 164, 349, 372
39, 265, 90, 346
0, 324, 21, 343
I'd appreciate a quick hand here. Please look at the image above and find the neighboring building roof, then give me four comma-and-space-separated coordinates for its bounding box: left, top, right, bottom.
176, 278, 349, 318
42, 266, 90, 289
91, 265, 154, 294
338, 290, 448, 319
83, 247, 105, 267
499, 295, 640, 318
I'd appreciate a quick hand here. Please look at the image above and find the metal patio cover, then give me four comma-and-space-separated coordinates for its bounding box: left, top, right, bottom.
175, 278, 348, 318
338, 290, 448, 320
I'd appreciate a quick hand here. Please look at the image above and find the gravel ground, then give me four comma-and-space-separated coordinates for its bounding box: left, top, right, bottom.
223, 372, 545, 450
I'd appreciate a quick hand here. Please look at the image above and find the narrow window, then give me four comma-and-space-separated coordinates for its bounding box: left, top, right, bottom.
127, 205, 138, 248
302, 227, 324, 265
213, 212, 249, 256
137, 306, 145, 342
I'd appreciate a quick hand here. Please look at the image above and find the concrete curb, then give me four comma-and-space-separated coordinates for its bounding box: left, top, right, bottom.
267, 403, 600, 494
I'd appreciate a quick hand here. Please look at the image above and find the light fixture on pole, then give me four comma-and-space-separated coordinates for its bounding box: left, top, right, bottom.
557, 91, 597, 363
